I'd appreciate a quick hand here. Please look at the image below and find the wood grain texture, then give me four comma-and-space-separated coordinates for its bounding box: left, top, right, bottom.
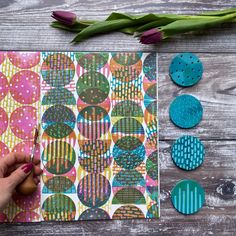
0, 0, 236, 235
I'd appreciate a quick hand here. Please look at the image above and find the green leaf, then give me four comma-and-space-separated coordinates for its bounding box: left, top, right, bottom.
200, 8, 236, 16
161, 12, 236, 38
50, 20, 97, 32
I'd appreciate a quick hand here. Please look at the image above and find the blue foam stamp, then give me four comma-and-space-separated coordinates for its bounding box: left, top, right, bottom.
171, 179, 205, 215
169, 94, 203, 129
169, 53, 203, 87
172, 135, 205, 171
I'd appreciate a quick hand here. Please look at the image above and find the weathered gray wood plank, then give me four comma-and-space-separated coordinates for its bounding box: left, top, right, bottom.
0, 0, 235, 52
159, 53, 236, 140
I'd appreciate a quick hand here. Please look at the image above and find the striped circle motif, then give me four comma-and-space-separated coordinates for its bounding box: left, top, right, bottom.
171, 135, 205, 171
171, 179, 205, 215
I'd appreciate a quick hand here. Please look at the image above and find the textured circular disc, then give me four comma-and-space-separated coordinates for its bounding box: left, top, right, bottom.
169, 94, 203, 128
172, 135, 205, 170
171, 179, 205, 215
169, 53, 203, 87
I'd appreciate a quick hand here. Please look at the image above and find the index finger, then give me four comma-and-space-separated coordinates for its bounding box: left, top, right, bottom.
0, 152, 31, 171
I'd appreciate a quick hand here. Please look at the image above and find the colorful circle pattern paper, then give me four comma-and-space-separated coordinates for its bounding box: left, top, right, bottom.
172, 135, 205, 171
0, 51, 159, 222
171, 179, 205, 215
111, 53, 159, 219
0, 51, 40, 222
76, 52, 111, 218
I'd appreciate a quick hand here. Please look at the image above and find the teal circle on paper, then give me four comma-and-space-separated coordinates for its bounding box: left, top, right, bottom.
171, 179, 205, 215
169, 53, 203, 87
172, 135, 205, 171
169, 94, 203, 129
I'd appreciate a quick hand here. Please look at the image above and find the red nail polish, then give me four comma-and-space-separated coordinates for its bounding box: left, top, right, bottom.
21, 163, 34, 173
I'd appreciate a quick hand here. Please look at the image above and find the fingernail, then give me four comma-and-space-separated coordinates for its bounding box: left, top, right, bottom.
21, 163, 34, 173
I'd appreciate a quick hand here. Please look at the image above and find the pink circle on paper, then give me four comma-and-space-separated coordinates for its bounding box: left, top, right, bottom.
7, 52, 40, 69
0, 72, 8, 101
0, 107, 8, 136
0, 213, 8, 222
10, 106, 37, 140
10, 70, 40, 104
12, 186, 40, 211
12, 141, 40, 160
0, 52, 6, 65
12, 211, 40, 222
0, 141, 9, 157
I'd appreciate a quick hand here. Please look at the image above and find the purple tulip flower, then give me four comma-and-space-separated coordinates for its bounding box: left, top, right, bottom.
140, 28, 163, 44
52, 11, 77, 26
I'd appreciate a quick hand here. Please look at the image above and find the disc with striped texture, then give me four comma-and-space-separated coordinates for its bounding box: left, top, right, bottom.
171, 179, 205, 215
171, 135, 205, 171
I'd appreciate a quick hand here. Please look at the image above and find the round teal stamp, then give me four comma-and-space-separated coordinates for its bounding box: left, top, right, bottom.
171, 179, 205, 215
169, 94, 203, 129
172, 135, 205, 171
169, 53, 203, 87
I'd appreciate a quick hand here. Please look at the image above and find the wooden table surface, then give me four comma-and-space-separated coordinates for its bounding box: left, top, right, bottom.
0, 0, 236, 235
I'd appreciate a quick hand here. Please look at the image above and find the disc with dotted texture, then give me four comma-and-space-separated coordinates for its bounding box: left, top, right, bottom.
171, 179, 205, 215
172, 135, 205, 171
169, 53, 203, 87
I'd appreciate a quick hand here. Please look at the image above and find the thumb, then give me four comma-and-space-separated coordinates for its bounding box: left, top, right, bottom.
6, 163, 34, 191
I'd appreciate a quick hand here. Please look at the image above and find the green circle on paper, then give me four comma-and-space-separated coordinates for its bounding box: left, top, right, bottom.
169, 94, 203, 129
169, 53, 203, 87
172, 135, 205, 171
171, 179, 205, 215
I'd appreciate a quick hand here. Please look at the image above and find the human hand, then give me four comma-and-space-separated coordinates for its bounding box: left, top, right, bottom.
0, 152, 42, 211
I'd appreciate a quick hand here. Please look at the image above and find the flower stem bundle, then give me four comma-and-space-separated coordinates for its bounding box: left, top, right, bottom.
51, 9, 236, 44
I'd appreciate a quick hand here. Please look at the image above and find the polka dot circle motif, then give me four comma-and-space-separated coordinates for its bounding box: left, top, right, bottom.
77, 174, 111, 207
12, 211, 40, 222
143, 53, 157, 81
111, 52, 142, 65
0, 141, 9, 157
42, 141, 76, 175
10, 70, 40, 104
7, 52, 40, 69
0, 72, 8, 101
42, 194, 76, 221
110, 53, 142, 82
0, 107, 8, 136
171, 179, 205, 215
0, 52, 6, 65
0, 213, 8, 222
12, 187, 40, 210
169, 53, 203, 87
79, 208, 110, 220
172, 135, 205, 171
76, 72, 109, 104
10, 106, 37, 140
169, 94, 203, 129
41, 53, 75, 87
76, 53, 109, 71
12, 141, 40, 160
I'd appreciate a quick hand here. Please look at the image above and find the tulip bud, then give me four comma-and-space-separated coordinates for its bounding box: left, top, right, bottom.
51, 11, 77, 26
140, 28, 163, 44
